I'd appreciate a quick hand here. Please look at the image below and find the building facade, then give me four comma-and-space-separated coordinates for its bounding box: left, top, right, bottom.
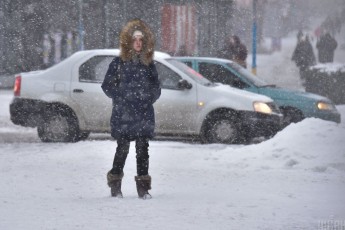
0, 0, 234, 74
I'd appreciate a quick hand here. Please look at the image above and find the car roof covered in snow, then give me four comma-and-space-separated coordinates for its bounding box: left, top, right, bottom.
174, 56, 235, 64
70, 49, 171, 60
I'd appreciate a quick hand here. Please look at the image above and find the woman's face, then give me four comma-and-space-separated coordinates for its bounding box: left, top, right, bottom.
133, 37, 143, 53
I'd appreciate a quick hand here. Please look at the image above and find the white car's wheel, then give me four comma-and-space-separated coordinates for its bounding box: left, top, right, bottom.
38, 111, 79, 142
202, 113, 240, 144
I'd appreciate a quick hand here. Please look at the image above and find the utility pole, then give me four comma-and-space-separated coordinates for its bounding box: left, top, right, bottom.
103, 0, 109, 48
252, 0, 257, 75
78, 0, 84, 50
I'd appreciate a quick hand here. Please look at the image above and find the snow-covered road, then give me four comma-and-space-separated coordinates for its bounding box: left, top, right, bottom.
1, 26, 345, 229
1, 90, 345, 230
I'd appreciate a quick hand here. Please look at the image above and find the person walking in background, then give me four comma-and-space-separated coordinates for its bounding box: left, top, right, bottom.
292, 34, 316, 84
101, 19, 161, 199
297, 30, 304, 42
314, 26, 323, 41
174, 45, 189, 56
322, 16, 336, 37
218, 35, 248, 68
316, 32, 338, 63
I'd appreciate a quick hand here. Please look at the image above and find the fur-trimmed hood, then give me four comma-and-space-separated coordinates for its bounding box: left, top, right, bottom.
119, 19, 155, 66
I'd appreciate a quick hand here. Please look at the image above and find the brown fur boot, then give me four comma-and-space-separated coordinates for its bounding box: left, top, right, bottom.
134, 175, 152, 199
107, 171, 124, 198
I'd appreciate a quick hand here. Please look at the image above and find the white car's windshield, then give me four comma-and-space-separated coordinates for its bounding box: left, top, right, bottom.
166, 59, 212, 86
227, 62, 269, 87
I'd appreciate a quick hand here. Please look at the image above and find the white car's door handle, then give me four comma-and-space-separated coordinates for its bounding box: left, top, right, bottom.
73, 89, 84, 93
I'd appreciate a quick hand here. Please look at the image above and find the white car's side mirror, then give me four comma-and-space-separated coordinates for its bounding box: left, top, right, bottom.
177, 79, 192, 90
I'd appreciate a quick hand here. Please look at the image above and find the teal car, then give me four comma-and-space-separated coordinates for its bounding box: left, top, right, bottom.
175, 57, 341, 126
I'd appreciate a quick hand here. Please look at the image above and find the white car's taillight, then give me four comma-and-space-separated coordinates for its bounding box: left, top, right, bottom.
14, 75, 21, 96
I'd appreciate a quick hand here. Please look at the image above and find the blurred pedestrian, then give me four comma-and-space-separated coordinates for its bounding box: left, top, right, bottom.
101, 19, 161, 199
297, 30, 304, 42
316, 32, 338, 63
42, 34, 51, 69
175, 44, 189, 56
322, 16, 336, 37
218, 35, 248, 68
292, 34, 316, 84
334, 14, 342, 34
314, 26, 323, 41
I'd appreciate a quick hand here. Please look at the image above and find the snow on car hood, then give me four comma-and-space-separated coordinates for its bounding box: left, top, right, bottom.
310, 62, 345, 74
214, 83, 273, 103
259, 86, 332, 102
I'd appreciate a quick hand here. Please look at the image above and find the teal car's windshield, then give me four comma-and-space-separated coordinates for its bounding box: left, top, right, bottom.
166, 59, 212, 86
227, 62, 269, 87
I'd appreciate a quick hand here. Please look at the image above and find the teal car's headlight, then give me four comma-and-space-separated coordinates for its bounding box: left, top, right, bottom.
253, 102, 272, 114
317, 101, 335, 110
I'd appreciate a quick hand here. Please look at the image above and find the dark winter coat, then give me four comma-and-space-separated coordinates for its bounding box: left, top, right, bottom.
316, 33, 337, 63
292, 38, 316, 71
101, 19, 161, 140
234, 42, 248, 68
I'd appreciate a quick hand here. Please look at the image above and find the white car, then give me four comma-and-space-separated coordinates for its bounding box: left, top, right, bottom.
10, 49, 282, 144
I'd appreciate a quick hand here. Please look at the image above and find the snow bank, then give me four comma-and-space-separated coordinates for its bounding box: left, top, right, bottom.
310, 63, 345, 74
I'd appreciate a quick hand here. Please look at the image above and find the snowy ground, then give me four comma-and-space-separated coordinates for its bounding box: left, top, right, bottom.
1, 30, 345, 229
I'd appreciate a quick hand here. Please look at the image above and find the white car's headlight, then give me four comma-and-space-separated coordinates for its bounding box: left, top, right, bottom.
253, 102, 272, 114
317, 101, 335, 110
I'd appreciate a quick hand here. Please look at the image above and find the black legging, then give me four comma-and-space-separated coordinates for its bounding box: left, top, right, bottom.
111, 137, 149, 176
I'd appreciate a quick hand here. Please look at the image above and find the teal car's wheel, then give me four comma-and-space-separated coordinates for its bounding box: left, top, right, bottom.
281, 107, 304, 127
78, 131, 90, 141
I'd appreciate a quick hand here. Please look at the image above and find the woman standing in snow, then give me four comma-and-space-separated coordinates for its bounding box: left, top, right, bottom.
101, 19, 161, 199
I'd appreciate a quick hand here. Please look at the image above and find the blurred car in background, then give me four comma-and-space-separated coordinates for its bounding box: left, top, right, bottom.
175, 57, 341, 126
10, 50, 282, 144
